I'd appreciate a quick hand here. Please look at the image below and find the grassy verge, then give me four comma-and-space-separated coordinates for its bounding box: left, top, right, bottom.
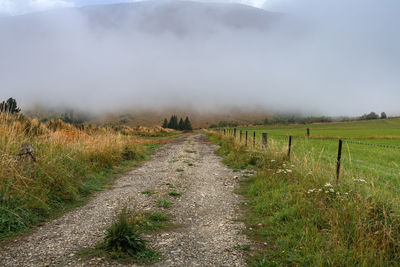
0, 113, 167, 240
207, 131, 400, 266
80, 207, 172, 264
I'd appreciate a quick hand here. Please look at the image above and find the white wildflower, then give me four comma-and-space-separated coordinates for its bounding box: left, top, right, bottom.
271, 160, 276, 162
329, 188, 334, 193
286, 169, 292, 173
324, 183, 332, 187
318, 189, 322, 192
352, 178, 367, 183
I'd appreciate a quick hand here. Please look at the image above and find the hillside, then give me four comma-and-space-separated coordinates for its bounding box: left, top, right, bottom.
0, 1, 281, 37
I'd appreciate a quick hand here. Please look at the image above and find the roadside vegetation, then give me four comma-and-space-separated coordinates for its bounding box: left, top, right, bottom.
207, 129, 400, 266
0, 112, 170, 239
80, 207, 171, 264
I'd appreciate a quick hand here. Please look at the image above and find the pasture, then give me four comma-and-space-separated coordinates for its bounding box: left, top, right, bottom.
232, 118, 400, 198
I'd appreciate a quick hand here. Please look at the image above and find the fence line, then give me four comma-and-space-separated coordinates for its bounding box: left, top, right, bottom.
216, 127, 400, 186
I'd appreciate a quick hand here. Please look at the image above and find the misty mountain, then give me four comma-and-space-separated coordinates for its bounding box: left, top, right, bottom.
0, 1, 281, 37
1, 0, 398, 116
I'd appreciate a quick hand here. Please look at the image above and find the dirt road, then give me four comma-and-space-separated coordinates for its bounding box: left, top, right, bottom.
0, 134, 249, 266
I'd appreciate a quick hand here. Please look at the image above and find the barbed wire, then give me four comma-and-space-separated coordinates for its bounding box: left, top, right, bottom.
342, 140, 400, 149
342, 158, 400, 173
222, 129, 400, 150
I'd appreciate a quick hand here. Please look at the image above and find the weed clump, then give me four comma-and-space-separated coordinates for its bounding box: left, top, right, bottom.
82, 208, 169, 264
98, 208, 147, 257
156, 199, 171, 209
168, 191, 182, 198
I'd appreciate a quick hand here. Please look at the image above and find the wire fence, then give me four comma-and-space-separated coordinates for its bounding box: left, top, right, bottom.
216, 127, 400, 193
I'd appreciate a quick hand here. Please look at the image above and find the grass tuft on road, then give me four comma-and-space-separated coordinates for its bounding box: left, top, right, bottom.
168, 191, 182, 198
156, 199, 171, 209
80, 208, 171, 264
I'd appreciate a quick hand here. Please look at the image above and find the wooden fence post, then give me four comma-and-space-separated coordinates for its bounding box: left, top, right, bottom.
234, 128, 237, 139
262, 133, 267, 148
307, 128, 310, 138
240, 130, 242, 143
224, 129, 226, 135
288, 136, 292, 158
245, 131, 248, 146
253, 131, 256, 147
336, 139, 343, 182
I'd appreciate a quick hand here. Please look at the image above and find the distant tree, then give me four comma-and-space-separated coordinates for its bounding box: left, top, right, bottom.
178, 118, 185, 130
360, 112, 379, 120
162, 118, 168, 128
217, 121, 238, 127
0, 98, 21, 114
381, 112, 387, 119
184, 116, 193, 131
60, 109, 87, 124
167, 115, 179, 130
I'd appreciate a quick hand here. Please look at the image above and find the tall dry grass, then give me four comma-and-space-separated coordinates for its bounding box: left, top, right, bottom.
0, 113, 147, 238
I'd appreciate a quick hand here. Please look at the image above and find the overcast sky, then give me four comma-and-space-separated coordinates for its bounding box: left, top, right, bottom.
0, 0, 276, 15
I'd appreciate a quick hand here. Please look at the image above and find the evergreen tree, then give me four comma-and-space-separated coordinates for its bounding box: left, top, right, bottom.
167, 115, 178, 130
178, 118, 184, 130
0, 98, 21, 114
167, 115, 174, 129
162, 118, 168, 128
184, 116, 193, 131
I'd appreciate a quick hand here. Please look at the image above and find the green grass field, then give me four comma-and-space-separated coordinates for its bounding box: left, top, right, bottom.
227, 118, 400, 198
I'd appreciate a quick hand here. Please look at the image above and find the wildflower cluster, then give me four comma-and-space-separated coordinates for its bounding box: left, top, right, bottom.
307, 182, 341, 195
275, 164, 294, 174
353, 178, 367, 183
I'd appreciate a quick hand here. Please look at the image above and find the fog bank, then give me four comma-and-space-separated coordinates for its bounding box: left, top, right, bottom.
0, 0, 399, 116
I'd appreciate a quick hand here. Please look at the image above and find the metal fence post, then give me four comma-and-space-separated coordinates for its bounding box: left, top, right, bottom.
245, 131, 248, 146
234, 128, 237, 139
288, 136, 292, 158
307, 128, 310, 138
240, 130, 242, 143
336, 139, 343, 182
253, 131, 256, 147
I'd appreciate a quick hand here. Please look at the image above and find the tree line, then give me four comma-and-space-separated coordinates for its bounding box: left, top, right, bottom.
162, 115, 193, 131
0, 98, 21, 114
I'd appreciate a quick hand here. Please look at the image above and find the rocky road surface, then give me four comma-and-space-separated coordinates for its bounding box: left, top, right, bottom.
0, 134, 250, 266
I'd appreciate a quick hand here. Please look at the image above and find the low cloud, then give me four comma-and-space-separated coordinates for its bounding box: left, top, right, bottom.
0, 0, 399, 116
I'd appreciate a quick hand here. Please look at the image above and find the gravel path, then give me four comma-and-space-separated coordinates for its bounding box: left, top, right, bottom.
0, 134, 250, 267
